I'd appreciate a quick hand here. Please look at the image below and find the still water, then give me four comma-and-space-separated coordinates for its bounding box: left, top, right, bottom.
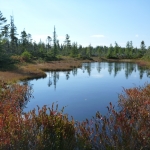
24, 62, 150, 121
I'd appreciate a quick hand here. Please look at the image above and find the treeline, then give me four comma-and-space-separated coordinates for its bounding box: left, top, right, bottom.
0, 10, 150, 66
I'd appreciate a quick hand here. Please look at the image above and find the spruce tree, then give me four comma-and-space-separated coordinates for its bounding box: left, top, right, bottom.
53, 26, 57, 57
71, 42, 78, 57
10, 15, 18, 53
47, 36, 52, 50
114, 42, 119, 58
86, 44, 92, 58
141, 41, 146, 51
0, 11, 9, 62
20, 29, 28, 51
64, 34, 71, 55
0, 11, 7, 34
107, 44, 113, 58
125, 41, 130, 58
140, 41, 146, 56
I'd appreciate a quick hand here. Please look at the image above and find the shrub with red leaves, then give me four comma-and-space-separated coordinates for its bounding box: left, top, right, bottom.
1, 79, 150, 149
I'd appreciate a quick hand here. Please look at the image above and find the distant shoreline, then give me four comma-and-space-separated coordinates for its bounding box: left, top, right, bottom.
0, 57, 149, 82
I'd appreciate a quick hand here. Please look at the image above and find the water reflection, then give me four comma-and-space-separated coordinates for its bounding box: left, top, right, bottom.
20, 81, 33, 111
45, 62, 150, 89
24, 62, 150, 121
47, 72, 59, 89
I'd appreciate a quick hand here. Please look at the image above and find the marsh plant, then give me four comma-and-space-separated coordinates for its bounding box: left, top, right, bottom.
0, 80, 150, 149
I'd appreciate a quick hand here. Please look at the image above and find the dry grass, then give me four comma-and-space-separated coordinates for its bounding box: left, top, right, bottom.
101, 57, 136, 62
2, 56, 149, 82
136, 59, 150, 67
0, 57, 100, 82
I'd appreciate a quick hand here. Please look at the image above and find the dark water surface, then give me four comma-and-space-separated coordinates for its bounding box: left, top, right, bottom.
23, 62, 150, 121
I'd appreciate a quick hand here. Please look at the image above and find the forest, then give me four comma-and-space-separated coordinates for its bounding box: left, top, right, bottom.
0, 10, 150, 68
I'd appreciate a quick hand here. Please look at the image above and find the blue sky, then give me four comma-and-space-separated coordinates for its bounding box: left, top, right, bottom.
1, 0, 150, 48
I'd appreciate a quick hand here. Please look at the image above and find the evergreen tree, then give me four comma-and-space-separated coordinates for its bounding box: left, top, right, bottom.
0, 11, 7, 34
26, 33, 33, 53
59, 44, 63, 55
53, 26, 57, 57
47, 36, 52, 50
20, 29, 28, 51
97, 46, 103, 58
103, 46, 108, 56
64, 34, 71, 55
140, 41, 146, 56
1, 25, 9, 39
71, 42, 78, 57
0, 13, 9, 54
10, 16, 18, 53
27, 33, 32, 44
113, 42, 119, 57
125, 41, 131, 58
78, 45, 82, 57
107, 44, 113, 58
0, 11, 10, 63
118, 47, 123, 57
129, 41, 133, 49
143, 45, 150, 60
141, 41, 146, 51
56, 40, 60, 54
87, 44, 92, 58
129, 41, 133, 58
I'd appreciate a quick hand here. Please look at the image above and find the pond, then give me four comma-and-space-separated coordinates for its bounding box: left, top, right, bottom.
23, 62, 150, 121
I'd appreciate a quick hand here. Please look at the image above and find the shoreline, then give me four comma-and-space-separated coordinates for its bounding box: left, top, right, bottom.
0, 57, 149, 82
0, 57, 100, 82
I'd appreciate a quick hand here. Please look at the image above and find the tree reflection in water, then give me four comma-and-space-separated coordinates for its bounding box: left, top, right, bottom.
20, 81, 33, 111
45, 62, 150, 89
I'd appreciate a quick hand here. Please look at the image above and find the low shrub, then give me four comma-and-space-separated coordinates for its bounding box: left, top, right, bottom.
11, 55, 24, 63
0, 80, 76, 149
1, 80, 150, 149
21, 51, 31, 62
76, 85, 150, 149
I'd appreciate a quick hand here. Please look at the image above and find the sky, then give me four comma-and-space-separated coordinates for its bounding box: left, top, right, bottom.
0, 0, 150, 48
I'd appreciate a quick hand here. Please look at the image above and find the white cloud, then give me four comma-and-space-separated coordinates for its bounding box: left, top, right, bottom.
135, 34, 139, 38
91, 35, 105, 38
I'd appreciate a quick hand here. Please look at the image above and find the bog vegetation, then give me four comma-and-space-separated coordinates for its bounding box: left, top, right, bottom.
0, 11, 150, 149
0, 80, 150, 149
